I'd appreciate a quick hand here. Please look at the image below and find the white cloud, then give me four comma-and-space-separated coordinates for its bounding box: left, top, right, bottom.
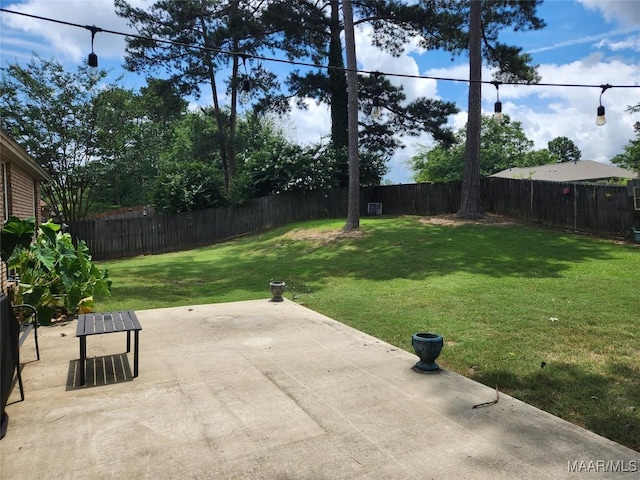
527, 26, 640, 54
287, 98, 331, 147
0, 35, 44, 52
578, 0, 640, 26
1, 0, 138, 61
384, 54, 640, 183
596, 34, 640, 52
501, 56, 639, 109
354, 24, 438, 100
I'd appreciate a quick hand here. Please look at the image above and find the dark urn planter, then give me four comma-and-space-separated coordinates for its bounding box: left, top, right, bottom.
269, 281, 286, 302
411, 333, 444, 372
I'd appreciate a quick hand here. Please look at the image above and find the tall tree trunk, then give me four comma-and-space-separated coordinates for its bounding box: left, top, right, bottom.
329, 0, 349, 187
458, 0, 484, 219
200, 14, 230, 193
228, 51, 239, 182
342, 0, 360, 231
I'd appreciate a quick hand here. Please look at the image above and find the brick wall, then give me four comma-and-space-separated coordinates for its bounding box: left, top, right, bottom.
1, 162, 42, 294
1, 161, 7, 223
9, 163, 38, 221
1, 162, 7, 294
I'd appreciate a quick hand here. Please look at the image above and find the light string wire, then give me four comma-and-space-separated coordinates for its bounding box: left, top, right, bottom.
1, 7, 639, 92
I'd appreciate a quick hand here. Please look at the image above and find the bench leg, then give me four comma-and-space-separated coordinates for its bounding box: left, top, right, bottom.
133, 331, 139, 378
79, 336, 86, 386
126, 330, 131, 353
34, 320, 40, 361
16, 358, 25, 402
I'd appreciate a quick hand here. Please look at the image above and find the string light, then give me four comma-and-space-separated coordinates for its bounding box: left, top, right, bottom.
2, 8, 638, 121
596, 84, 611, 126
86, 25, 102, 81
491, 81, 503, 123
238, 55, 251, 104
371, 96, 382, 119
239, 78, 251, 104
371, 72, 382, 119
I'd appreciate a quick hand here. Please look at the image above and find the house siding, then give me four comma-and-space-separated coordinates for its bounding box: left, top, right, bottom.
1, 131, 49, 294
7, 163, 40, 222
1, 161, 7, 223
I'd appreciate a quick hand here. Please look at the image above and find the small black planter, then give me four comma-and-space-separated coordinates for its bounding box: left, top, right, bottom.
269, 281, 286, 302
411, 332, 444, 372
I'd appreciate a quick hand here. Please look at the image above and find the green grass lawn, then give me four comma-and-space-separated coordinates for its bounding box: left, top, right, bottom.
96, 215, 640, 451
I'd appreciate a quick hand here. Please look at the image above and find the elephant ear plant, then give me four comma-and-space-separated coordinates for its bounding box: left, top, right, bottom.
1, 216, 111, 324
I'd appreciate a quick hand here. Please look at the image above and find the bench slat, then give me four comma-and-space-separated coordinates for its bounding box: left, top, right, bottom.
95, 313, 107, 334
121, 310, 142, 330
110, 312, 125, 332
77, 311, 142, 337
101, 313, 116, 333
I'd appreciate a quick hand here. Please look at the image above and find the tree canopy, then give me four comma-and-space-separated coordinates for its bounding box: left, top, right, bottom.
410, 115, 552, 183
0, 54, 346, 218
113, 0, 464, 220
611, 122, 640, 174
2, 1, 553, 220
611, 103, 640, 174
260, 0, 461, 187
548, 136, 581, 163
115, 0, 287, 194
0, 55, 103, 221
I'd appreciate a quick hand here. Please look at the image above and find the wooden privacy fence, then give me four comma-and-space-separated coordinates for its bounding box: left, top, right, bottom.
68, 178, 636, 260
69, 188, 351, 260
483, 178, 635, 236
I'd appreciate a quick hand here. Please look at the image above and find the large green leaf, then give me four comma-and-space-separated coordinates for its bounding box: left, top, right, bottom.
65, 284, 83, 313
0, 216, 35, 262
38, 219, 61, 244
8, 219, 111, 321
33, 245, 56, 271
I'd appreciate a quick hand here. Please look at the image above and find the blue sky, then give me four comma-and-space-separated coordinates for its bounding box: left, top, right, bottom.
1, 0, 639, 184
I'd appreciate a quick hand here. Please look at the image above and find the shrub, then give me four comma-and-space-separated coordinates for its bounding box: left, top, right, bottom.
1, 217, 111, 324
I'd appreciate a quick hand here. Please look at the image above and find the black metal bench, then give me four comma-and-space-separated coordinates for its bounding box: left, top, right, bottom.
1, 295, 40, 439
12, 304, 40, 401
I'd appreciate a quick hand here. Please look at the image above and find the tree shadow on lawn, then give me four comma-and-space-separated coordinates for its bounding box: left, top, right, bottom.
107, 218, 623, 294
469, 361, 640, 452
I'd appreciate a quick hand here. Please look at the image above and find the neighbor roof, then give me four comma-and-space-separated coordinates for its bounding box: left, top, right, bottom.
490, 160, 638, 182
1, 129, 51, 182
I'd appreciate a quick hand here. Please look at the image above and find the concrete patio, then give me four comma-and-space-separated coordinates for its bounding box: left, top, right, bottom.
1, 299, 637, 479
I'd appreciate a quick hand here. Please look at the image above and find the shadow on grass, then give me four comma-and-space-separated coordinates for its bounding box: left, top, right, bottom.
471, 361, 640, 452
101, 217, 622, 306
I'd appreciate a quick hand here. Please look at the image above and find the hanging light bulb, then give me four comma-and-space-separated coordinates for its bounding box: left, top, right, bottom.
596, 84, 611, 127
86, 25, 102, 81
596, 105, 606, 126
370, 71, 383, 119
371, 95, 382, 119
87, 52, 98, 80
239, 77, 251, 104
493, 100, 503, 123
238, 54, 252, 105
491, 81, 503, 123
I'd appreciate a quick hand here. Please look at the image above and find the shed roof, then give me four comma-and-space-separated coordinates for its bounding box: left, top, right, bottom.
490, 160, 638, 182
1, 129, 51, 182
